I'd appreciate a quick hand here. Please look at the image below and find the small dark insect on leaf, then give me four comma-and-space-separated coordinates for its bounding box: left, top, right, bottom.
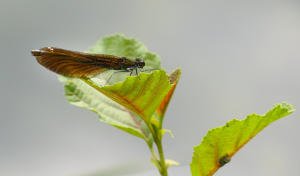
31, 47, 145, 78
218, 154, 231, 167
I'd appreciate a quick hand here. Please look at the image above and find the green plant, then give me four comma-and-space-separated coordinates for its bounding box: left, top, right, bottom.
40, 34, 295, 176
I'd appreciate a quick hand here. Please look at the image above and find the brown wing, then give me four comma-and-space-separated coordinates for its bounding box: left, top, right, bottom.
31, 47, 113, 78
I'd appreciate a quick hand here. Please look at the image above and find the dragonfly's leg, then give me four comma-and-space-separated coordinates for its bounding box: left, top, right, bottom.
107, 70, 128, 84
127, 68, 134, 76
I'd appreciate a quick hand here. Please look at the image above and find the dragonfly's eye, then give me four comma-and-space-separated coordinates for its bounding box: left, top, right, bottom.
135, 58, 145, 68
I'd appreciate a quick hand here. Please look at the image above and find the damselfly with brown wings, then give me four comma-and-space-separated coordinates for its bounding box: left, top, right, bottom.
31, 47, 145, 78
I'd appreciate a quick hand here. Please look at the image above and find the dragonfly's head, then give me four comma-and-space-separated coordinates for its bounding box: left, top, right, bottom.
135, 58, 145, 68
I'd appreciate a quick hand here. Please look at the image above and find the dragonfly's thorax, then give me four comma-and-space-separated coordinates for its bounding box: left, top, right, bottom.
114, 57, 145, 70
134, 58, 145, 68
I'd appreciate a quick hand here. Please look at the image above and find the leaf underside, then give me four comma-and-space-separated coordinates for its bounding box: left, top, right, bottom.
60, 76, 153, 143
190, 103, 295, 176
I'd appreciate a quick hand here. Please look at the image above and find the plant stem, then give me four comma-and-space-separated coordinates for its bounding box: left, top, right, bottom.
146, 123, 168, 176
155, 137, 168, 176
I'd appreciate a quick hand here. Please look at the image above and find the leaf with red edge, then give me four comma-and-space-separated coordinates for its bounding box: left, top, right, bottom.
97, 70, 173, 121
156, 69, 181, 119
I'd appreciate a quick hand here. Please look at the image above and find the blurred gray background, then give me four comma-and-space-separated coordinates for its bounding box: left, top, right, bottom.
1, 0, 299, 176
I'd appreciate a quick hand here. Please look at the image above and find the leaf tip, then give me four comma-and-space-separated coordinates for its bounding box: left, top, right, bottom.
279, 102, 295, 112
168, 68, 182, 84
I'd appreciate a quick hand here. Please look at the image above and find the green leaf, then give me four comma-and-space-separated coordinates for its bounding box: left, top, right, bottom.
60, 76, 153, 144
190, 102, 295, 176
88, 34, 161, 84
155, 69, 181, 125
84, 70, 173, 121
88, 34, 160, 68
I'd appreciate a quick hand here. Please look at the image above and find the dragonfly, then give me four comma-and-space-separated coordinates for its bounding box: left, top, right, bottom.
31, 47, 146, 79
